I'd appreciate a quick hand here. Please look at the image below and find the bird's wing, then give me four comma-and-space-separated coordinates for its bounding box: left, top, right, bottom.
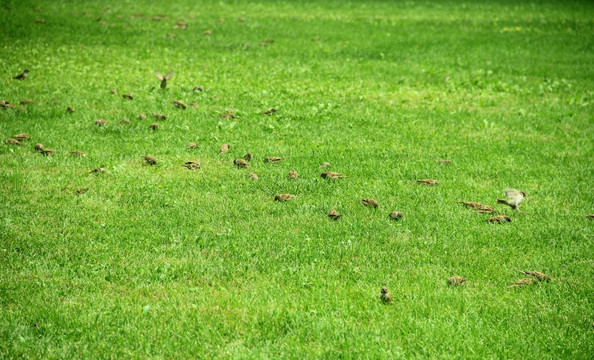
164, 70, 174, 80
155, 71, 163, 80
504, 189, 522, 199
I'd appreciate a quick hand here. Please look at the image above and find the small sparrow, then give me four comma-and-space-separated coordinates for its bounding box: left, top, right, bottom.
40, 148, 54, 155
122, 94, 133, 100
243, 152, 252, 161
188, 142, 197, 149
155, 70, 173, 89
264, 108, 276, 115
486, 215, 512, 224
459, 201, 497, 214
120, 118, 130, 124
203, 30, 212, 35
192, 86, 204, 92
172, 100, 186, 109
221, 111, 235, 119
234, 158, 249, 168
508, 278, 538, 288
4, 138, 20, 145
34, 143, 44, 151
182, 161, 201, 170
219, 143, 230, 153
13, 69, 29, 80
265, 157, 284, 163
19, 100, 37, 105
249, 172, 259, 180
89, 167, 106, 174
438, 159, 452, 165
95, 119, 107, 126
149, 123, 159, 130
66, 106, 75, 113
361, 198, 379, 208
71, 151, 87, 157
321, 172, 344, 179
380, 286, 393, 305
320, 162, 331, 168
143, 156, 157, 165
417, 179, 438, 186
389, 211, 403, 220
260, 39, 274, 46
274, 194, 296, 202
75, 188, 89, 195
137, 113, 146, 119
497, 189, 526, 210
288, 170, 298, 179
154, 113, 166, 120
327, 209, 342, 220
515, 270, 550, 282
447, 276, 466, 286
12, 133, 30, 141
110, 89, 117, 94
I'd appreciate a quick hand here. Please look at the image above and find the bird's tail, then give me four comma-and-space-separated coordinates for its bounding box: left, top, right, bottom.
496, 199, 507, 205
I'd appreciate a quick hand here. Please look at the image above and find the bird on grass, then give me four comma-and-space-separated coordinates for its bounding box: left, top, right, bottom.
380, 287, 393, 305
188, 142, 197, 149
154, 113, 166, 120
122, 94, 134, 100
4, 138, 20, 145
288, 170, 298, 179
459, 201, 497, 214
243, 153, 252, 161
320, 162, 331, 168
182, 161, 201, 170
361, 198, 379, 208
71, 151, 86, 157
143, 156, 157, 165
497, 189, 526, 211
19, 100, 37, 105
155, 70, 173, 89
40, 148, 54, 155
515, 270, 550, 282
447, 276, 466, 286
327, 209, 342, 220
265, 157, 284, 163
172, 100, 186, 109
234, 158, 249, 168
149, 123, 159, 130
389, 211, 403, 221
137, 113, 147, 119
587, 214, 594, 220
89, 168, 106, 174
220, 143, 230, 154
321, 172, 345, 179
274, 194, 296, 202
264, 108, 276, 115
12, 133, 29, 141
66, 106, 75, 113
95, 119, 107, 126
13, 69, 29, 80
508, 278, 538, 288
486, 215, 511, 224
417, 179, 438, 186
120, 118, 130, 124
34, 143, 44, 151
249, 172, 259, 180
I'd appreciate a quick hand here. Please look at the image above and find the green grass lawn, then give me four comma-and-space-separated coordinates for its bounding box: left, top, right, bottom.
1, 0, 593, 358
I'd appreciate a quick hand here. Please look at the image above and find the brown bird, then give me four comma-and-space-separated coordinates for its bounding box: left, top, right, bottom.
447, 276, 466, 286
143, 156, 157, 165
249, 172, 259, 181
203, 30, 213, 35
120, 118, 130, 124
182, 161, 201, 170
234, 158, 249, 168
155, 70, 173, 89
110, 89, 117, 95
12, 133, 29, 141
192, 86, 204, 92
188, 142, 197, 149
40, 148, 54, 156
137, 113, 146, 119
89, 167, 106, 174
515, 270, 550, 282
13, 69, 29, 80
149, 123, 159, 130
264, 108, 277, 115
321, 172, 345, 179
486, 215, 512, 224
288, 170, 298, 179
19, 100, 37, 105
221, 111, 235, 119
459, 201, 497, 214
587, 214, 594, 220
122, 94, 133, 100
75, 188, 89, 195
190, 103, 198, 108
508, 278, 538, 288
320, 162, 331, 168
380, 286, 394, 305
172, 100, 186, 109
95, 119, 107, 126
265, 156, 284, 163
274, 194, 296, 202
438, 159, 452, 165
4, 138, 20, 145
34, 143, 44, 151
35, 19, 45, 23
243, 152, 252, 161
417, 179, 438, 186
219, 143, 230, 153
238, 17, 245, 22
71, 151, 87, 157
389, 211, 403, 220
361, 198, 379, 208
66, 106, 75, 113
154, 113, 166, 120
328, 209, 342, 220
497, 189, 526, 210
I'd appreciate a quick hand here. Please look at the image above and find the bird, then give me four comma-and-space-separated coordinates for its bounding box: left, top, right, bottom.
438, 159, 452, 165
149, 123, 159, 130
288, 170, 298, 179
137, 113, 147, 119
4, 138, 20, 145
274, 194, 296, 202
40, 148, 54, 155
66, 106, 75, 113
190, 103, 198, 108
587, 214, 594, 220
154, 113, 166, 120
264, 108, 277, 115
327, 209, 342, 220
497, 189, 526, 210
320, 162, 331, 168
182, 161, 201, 170
203, 30, 213, 35
13, 69, 29, 80
361, 198, 379, 208
89, 168, 106, 174
508, 278, 538, 288
19, 100, 37, 105
34, 143, 44, 151
417, 179, 438, 186
515, 270, 550, 282
70, 151, 87, 157
265, 157, 284, 163
120, 118, 130, 124
12, 133, 29, 141
172, 100, 186, 109
188, 142, 197, 149
243, 152, 252, 161
321, 172, 345, 179
95, 119, 107, 126
380, 287, 393, 305
192, 86, 204, 92
486, 215, 512, 224
221, 111, 235, 119
122, 94, 134, 100
220, 143, 230, 153
75, 188, 89, 195
110, 89, 117, 95
447, 276, 466, 286
234, 158, 249, 168
143, 156, 157, 165
459, 201, 497, 214
155, 70, 173, 89
249, 172, 259, 180
389, 211, 403, 220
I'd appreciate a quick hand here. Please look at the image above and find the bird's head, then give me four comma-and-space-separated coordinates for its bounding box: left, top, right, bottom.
381, 286, 388, 294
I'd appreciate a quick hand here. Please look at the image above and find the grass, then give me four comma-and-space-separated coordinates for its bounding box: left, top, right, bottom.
1, 0, 593, 358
